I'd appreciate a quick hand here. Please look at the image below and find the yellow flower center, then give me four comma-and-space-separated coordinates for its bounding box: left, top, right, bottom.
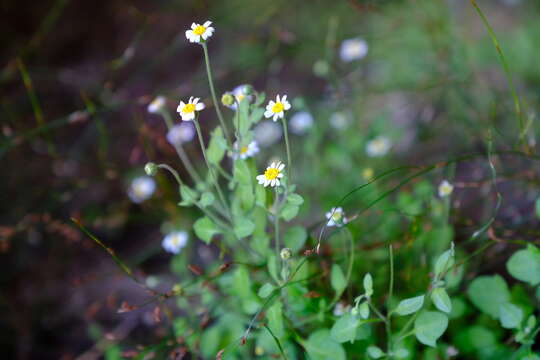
240, 146, 248, 154
183, 103, 196, 113
264, 168, 279, 180
236, 94, 246, 102
171, 236, 180, 246
272, 102, 284, 113
332, 212, 342, 222
193, 25, 206, 36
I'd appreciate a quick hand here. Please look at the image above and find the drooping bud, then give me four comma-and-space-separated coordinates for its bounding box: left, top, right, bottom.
280, 247, 292, 260
221, 93, 234, 107
144, 162, 158, 176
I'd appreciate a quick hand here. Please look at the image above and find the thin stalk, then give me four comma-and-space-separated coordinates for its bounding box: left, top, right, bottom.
274, 187, 281, 275
387, 244, 394, 353
281, 116, 292, 181
201, 42, 232, 146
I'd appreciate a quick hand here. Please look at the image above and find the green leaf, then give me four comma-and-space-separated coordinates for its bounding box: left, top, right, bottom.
535, 198, 540, 219
363, 273, 373, 297
179, 184, 198, 206
284, 226, 307, 253
249, 107, 265, 126
499, 302, 523, 329
506, 245, 540, 286
207, 127, 227, 164
193, 217, 220, 244
258, 283, 275, 298
305, 329, 346, 360
287, 193, 304, 206
331, 264, 346, 295
267, 254, 279, 283
394, 349, 409, 358
199, 192, 215, 207
414, 311, 448, 347
434, 243, 455, 278
267, 301, 284, 338
233, 218, 255, 238
395, 295, 424, 316
467, 275, 510, 319
233, 159, 252, 185
431, 288, 452, 314
367, 346, 384, 359
330, 313, 359, 343
280, 203, 300, 221
359, 302, 370, 319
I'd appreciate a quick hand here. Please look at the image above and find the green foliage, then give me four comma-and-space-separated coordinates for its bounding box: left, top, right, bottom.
395, 295, 425, 316
467, 275, 511, 319
507, 245, 540, 286
414, 311, 449, 347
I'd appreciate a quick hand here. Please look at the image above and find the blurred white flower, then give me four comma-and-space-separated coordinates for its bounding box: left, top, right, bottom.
340, 38, 368, 62
166, 123, 195, 146
177, 97, 205, 121
438, 180, 454, 198
185, 21, 215, 43
325, 207, 348, 227
329, 112, 350, 130
366, 136, 391, 157
162, 231, 188, 254
289, 111, 314, 135
253, 120, 282, 147
264, 94, 291, 122
362, 168, 374, 181
256, 161, 285, 187
225, 84, 252, 110
230, 140, 259, 160
446, 346, 459, 357
128, 176, 156, 203
147, 96, 166, 114
333, 302, 351, 316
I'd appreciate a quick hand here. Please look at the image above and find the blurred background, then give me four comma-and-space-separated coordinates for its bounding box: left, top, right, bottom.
2, 0, 540, 359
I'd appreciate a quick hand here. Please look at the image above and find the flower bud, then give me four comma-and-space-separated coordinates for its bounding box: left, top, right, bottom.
144, 162, 158, 176
241, 84, 254, 96
280, 247, 292, 260
221, 93, 234, 107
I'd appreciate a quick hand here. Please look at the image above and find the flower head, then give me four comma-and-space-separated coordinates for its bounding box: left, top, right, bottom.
147, 96, 166, 114
230, 140, 259, 160
340, 38, 368, 62
329, 112, 350, 130
177, 97, 205, 121
264, 95, 291, 122
366, 136, 391, 157
128, 176, 156, 203
289, 111, 314, 135
256, 161, 285, 187
254, 121, 282, 147
438, 180, 454, 198
167, 122, 195, 146
162, 231, 188, 254
325, 207, 348, 227
185, 21, 215, 43
224, 84, 253, 110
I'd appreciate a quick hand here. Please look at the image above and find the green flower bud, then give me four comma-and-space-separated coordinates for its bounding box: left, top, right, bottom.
280, 247, 292, 260
144, 162, 158, 176
221, 93, 234, 107
241, 84, 254, 96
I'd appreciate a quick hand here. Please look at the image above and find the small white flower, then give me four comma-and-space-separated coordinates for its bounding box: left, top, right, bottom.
325, 207, 348, 227
340, 37, 368, 62
185, 21, 215, 43
230, 140, 259, 160
333, 302, 351, 317
446, 346, 459, 357
128, 176, 156, 203
289, 111, 314, 135
254, 120, 282, 147
226, 84, 252, 110
177, 96, 205, 121
366, 136, 391, 157
329, 112, 350, 130
256, 161, 285, 187
264, 94, 291, 122
166, 123, 195, 146
147, 96, 166, 114
162, 231, 188, 254
438, 180, 454, 198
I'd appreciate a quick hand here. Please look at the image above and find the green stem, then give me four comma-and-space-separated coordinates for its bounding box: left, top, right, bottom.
274, 187, 281, 278
281, 116, 292, 181
201, 42, 232, 147
387, 244, 394, 354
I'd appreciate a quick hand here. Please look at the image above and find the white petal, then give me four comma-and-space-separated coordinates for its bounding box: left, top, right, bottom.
273, 113, 279, 121
191, 23, 197, 29
203, 21, 212, 27
186, 30, 193, 38
264, 180, 270, 187
275, 179, 280, 186
195, 103, 205, 111
281, 95, 287, 102
264, 110, 273, 118
283, 101, 291, 110
278, 163, 285, 171
276, 95, 281, 103
277, 173, 284, 178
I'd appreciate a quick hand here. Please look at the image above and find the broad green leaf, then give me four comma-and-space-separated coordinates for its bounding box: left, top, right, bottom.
287, 193, 304, 206
499, 302, 523, 329
395, 295, 424, 316
233, 159, 252, 185
359, 302, 370, 319
199, 192, 214, 207
193, 217, 220, 244
331, 264, 346, 295
233, 217, 255, 238
367, 346, 384, 359
284, 226, 307, 253
280, 203, 300, 221
467, 275, 510, 319
414, 311, 448, 347
434, 243, 454, 278
305, 329, 346, 360
267, 301, 284, 338
506, 245, 540, 286
258, 283, 275, 298
363, 273, 373, 297
431, 288, 452, 314
200, 325, 221, 358
207, 127, 227, 164
179, 184, 198, 206
249, 107, 265, 125
267, 254, 279, 283
330, 313, 359, 343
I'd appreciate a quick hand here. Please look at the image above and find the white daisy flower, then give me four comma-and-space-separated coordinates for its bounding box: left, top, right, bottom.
366, 136, 391, 157
177, 97, 205, 121
147, 96, 166, 114
253, 120, 282, 147
340, 37, 368, 62
162, 231, 188, 254
230, 140, 259, 160
329, 112, 350, 130
438, 180, 454, 198
325, 207, 348, 227
225, 84, 252, 110
264, 94, 291, 122
289, 111, 314, 135
185, 21, 215, 43
256, 161, 285, 187
166, 123, 195, 146
128, 176, 156, 203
